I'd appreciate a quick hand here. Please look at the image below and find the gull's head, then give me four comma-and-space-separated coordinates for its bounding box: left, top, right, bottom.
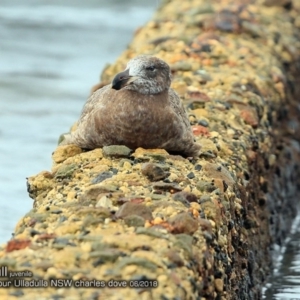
111, 55, 172, 95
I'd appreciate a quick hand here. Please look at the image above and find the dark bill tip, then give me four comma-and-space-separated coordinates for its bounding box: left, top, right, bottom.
111, 69, 130, 90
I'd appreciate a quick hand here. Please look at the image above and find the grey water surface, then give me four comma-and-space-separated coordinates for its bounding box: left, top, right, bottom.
263, 214, 300, 300
0, 0, 159, 243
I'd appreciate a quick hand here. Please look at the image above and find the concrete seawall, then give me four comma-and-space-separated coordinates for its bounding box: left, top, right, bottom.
1, 0, 300, 299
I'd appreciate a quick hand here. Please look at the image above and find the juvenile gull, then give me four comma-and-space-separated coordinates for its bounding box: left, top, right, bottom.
61, 55, 200, 157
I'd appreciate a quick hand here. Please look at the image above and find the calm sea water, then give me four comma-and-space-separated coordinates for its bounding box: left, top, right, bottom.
0, 1, 299, 298
0, 0, 159, 242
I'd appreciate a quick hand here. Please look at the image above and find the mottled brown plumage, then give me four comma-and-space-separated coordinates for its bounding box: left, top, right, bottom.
61, 55, 200, 157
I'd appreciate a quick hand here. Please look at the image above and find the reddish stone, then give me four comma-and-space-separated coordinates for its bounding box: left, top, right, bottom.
36, 233, 56, 241
6, 239, 31, 252
130, 198, 145, 204
27, 218, 37, 227
187, 91, 211, 102
240, 108, 259, 127
192, 125, 210, 137
169, 212, 198, 235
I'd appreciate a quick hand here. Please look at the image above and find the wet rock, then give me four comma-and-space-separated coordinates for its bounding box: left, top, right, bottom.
169, 212, 198, 235
115, 202, 153, 221
102, 145, 132, 158
141, 163, 170, 181
91, 171, 113, 184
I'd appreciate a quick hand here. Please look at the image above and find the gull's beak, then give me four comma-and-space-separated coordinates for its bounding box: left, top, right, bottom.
111, 69, 138, 90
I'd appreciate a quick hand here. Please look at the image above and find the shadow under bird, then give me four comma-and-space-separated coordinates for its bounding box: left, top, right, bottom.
61, 55, 200, 157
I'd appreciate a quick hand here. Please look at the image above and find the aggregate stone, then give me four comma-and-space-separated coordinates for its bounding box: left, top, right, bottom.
89, 250, 122, 262
123, 215, 145, 227
54, 164, 77, 179
79, 184, 118, 202
115, 257, 157, 272
169, 212, 198, 235
187, 171, 195, 179
172, 191, 198, 206
95, 196, 113, 209
115, 202, 153, 221
152, 182, 182, 192
135, 227, 167, 239
91, 171, 113, 184
102, 145, 132, 157
141, 163, 170, 181
197, 181, 217, 193
194, 164, 202, 171
198, 119, 209, 127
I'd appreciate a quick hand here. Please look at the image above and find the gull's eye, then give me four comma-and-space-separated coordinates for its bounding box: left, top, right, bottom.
145, 66, 156, 71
